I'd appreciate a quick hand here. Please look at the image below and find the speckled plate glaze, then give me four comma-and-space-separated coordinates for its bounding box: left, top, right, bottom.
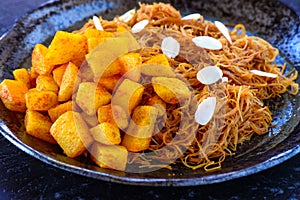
0, 0, 299, 186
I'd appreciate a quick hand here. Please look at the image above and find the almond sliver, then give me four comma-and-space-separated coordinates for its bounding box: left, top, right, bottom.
250, 70, 278, 78
192, 36, 222, 50
195, 97, 217, 125
131, 19, 149, 33
93, 16, 104, 31
197, 66, 223, 85
161, 36, 180, 58
214, 21, 232, 44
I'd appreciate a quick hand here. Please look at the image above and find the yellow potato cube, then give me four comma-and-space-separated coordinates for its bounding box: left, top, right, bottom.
0, 79, 28, 112
50, 111, 93, 158
25, 89, 57, 111
76, 82, 112, 115
119, 52, 142, 82
152, 77, 191, 104
142, 54, 176, 77
122, 106, 158, 152
111, 79, 144, 116
46, 31, 88, 67
52, 64, 68, 87
29, 66, 39, 87
97, 104, 128, 130
58, 62, 79, 102
48, 101, 73, 122
87, 37, 110, 53
144, 54, 170, 67
81, 112, 99, 127
32, 44, 55, 75
36, 75, 59, 93
25, 110, 56, 144
97, 75, 121, 92
13, 68, 31, 89
90, 143, 128, 171
89, 122, 121, 145
146, 95, 167, 117
84, 28, 114, 38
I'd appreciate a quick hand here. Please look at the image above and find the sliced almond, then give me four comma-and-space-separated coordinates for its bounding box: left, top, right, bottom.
182, 13, 201, 20
195, 97, 217, 125
222, 77, 229, 82
93, 16, 104, 31
161, 36, 180, 58
197, 66, 223, 85
192, 36, 222, 50
131, 19, 149, 34
214, 21, 232, 44
119, 8, 136, 23
250, 70, 278, 78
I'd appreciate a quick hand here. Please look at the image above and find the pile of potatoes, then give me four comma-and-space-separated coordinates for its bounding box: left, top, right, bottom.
0, 22, 191, 171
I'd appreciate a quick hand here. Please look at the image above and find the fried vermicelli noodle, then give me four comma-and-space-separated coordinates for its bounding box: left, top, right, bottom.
77, 3, 298, 171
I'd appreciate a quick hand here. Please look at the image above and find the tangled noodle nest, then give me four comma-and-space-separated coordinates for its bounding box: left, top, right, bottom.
77, 2, 298, 171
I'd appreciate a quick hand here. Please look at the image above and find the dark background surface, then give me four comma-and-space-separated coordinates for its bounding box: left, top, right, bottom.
0, 0, 299, 199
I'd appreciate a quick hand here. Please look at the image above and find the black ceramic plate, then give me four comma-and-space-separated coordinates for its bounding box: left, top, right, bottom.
0, 0, 299, 186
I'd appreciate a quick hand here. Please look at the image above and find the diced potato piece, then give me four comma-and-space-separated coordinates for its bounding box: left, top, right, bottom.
48, 101, 73, 122
87, 37, 110, 53
152, 77, 191, 104
25, 89, 58, 111
46, 31, 88, 67
141, 64, 176, 77
86, 31, 140, 78
36, 75, 59, 93
122, 106, 158, 152
52, 64, 68, 87
97, 75, 121, 92
24, 110, 56, 144
13, 68, 31, 89
90, 143, 128, 171
79, 61, 94, 82
90, 122, 121, 145
32, 44, 54, 75
0, 79, 28, 112
97, 104, 128, 130
84, 28, 114, 38
76, 82, 112, 115
50, 111, 93, 158
146, 95, 166, 117
29, 66, 39, 88
118, 52, 142, 82
58, 62, 79, 102
116, 25, 127, 33
111, 79, 144, 115
142, 54, 176, 77
81, 112, 99, 127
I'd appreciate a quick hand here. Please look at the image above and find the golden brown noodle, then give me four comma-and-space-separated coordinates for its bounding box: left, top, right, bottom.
84, 3, 298, 171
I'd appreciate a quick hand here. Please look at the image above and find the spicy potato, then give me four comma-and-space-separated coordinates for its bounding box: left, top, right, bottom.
45, 31, 88, 67
90, 143, 128, 171
58, 62, 79, 102
50, 111, 93, 158
25, 110, 56, 144
111, 79, 144, 115
48, 101, 73, 122
118, 52, 142, 81
152, 77, 191, 104
97, 104, 128, 130
52, 64, 68, 87
89, 122, 121, 145
25, 89, 58, 111
32, 44, 54, 75
97, 75, 121, 92
76, 82, 112, 115
13, 68, 31, 89
122, 106, 158, 152
0, 79, 28, 112
36, 75, 59, 93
